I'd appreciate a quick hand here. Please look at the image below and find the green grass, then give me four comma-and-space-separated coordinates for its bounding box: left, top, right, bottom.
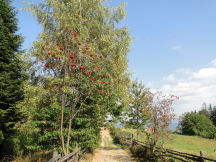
11, 151, 52, 162
166, 133, 216, 159
121, 128, 216, 159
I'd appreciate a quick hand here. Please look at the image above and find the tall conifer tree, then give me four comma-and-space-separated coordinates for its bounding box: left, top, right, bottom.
0, 0, 25, 154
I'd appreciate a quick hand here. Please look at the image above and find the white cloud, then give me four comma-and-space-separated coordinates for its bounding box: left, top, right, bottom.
171, 45, 182, 50
211, 58, 216, 66
192, 68, 216, 79
160, 60, 216, 116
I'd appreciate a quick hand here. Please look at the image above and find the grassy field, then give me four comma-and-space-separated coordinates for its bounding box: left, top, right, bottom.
121, 128, 216, 159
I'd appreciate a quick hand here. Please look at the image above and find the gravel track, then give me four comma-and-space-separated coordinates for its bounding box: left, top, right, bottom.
81, 127, 136, 162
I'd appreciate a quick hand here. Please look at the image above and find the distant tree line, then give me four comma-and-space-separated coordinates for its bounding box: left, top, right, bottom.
179, 103, 216, 139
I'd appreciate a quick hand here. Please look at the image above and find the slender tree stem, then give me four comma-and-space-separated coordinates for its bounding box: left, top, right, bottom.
60, 68, 67, 155
66, 96, 78, 154
65, 94, 89, 153
66, 118, 72, 153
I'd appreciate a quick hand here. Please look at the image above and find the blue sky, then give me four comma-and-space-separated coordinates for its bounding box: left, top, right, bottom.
12, 0, 216, 115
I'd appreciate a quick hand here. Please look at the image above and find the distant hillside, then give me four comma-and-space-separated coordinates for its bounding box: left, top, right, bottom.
169, 118, 179, 131
114, 118, 179, 131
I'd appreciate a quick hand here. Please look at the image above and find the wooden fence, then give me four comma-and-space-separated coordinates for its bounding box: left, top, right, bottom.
120, 135, 216, 162
47, 147, 84, 162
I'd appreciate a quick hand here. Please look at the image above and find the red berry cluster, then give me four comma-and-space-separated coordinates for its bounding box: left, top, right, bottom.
43, 30, 110, 97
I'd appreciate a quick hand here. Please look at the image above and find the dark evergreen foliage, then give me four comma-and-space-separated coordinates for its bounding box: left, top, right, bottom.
0, 0, 25, 156
210, 106, 216, 126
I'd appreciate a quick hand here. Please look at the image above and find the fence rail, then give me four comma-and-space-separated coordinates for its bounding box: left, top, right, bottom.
47, 147, 82, 162
120, 136, 216, 162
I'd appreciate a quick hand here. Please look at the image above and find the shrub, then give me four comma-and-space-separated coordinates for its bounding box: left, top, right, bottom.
130, 145, 148, 158
180, 112, 216, 138
109, 127, 122, 144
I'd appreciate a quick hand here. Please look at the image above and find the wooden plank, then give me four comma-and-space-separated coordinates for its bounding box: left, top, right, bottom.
47, 154, 61, 162
57, 152, 76, 162
57, 148, 81, 162
162, 154, 188, 162
165, 148, 216, 161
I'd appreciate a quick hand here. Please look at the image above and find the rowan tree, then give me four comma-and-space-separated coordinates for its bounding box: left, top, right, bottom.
18, 0, 131, 155
146, 91, 177, 154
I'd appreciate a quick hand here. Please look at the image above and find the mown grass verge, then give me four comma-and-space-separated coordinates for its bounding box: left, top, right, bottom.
122, 128, 216, 159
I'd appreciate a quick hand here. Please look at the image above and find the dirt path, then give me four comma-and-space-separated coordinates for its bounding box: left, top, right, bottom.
81, 127, 136, 162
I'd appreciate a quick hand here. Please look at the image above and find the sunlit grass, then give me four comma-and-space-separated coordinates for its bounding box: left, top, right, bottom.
167, 133, 216, 159
121, 128, 216, 159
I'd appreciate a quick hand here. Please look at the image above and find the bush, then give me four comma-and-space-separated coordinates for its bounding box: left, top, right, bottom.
0, 136, 24, 161
109, 127, 121, 144
180, 112, 216, 138
130, 145, 148, 158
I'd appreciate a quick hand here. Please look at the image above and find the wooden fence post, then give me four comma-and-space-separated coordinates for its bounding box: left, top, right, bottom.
131, 134, 133, 147
74, 143, 79, 162
52, 151, 58, 158
198, 151, 204, 162
48, 151, 61, 162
